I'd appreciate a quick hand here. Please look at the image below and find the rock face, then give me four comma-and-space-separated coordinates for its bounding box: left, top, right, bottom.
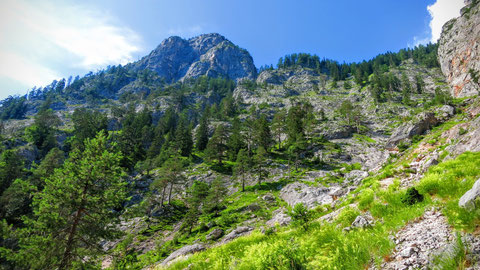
386, 112, 438, 149
459, 178, 480, 210
438, 1, 480, 97
133, 33, 256, 82
279, 182, 334, 209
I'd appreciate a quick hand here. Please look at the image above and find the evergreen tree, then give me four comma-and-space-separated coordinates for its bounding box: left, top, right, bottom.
182, 181, 209, 234
253, 146, 268, 185
195, 113, 209, 151
415, 75, 425, 94
205, 124, 228, 165
160, 152, 186, 205
204, 176, 227, 215
175, 117, 193, 157
254, 116, 272, 151
13, 131, 127, 269
227, 117, 245, 160
271, 110, 286, 150
234, 149, 250, 192
25, 105, 60, 157
71, 108, 108, 149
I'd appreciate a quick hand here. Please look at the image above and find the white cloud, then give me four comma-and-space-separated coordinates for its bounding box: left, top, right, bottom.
0, 0, 142, 97
427, 0, 465, 42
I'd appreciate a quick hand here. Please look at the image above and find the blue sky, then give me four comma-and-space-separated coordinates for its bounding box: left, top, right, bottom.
0, 0, 465, 100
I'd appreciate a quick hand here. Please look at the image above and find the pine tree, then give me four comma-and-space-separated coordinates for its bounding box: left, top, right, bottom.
182, 181, 209, 234
254, 116, 272, 151
234, 149, 250, 192
175, 117, 193, 157
196, 113, 209, 151
227, 117, 245, 160
271, 110, 286, 150
14, 131, 127, 269
205, 176, 227, 215
160, 152, 186, 205
253, 146, 268, 185
205, 124, 228, 165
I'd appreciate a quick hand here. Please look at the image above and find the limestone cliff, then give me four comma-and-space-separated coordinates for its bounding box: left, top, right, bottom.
438, 0, 480, 97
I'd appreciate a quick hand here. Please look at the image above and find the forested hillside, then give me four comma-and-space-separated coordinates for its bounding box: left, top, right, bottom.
0, 2, 480, 269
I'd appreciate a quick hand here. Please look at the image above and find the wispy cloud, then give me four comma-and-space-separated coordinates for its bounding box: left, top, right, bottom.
409, 0, 464, 47
427, 0, 464, 43
0, 0, 142, 97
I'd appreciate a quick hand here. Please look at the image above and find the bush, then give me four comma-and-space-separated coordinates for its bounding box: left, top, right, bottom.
401, 187, 424, 205
289, 203, 313, 230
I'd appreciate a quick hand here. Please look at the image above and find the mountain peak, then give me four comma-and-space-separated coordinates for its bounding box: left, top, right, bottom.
134, 33, 256, 82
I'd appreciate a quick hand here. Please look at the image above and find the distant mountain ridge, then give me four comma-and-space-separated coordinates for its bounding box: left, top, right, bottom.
132, 33, 257, 83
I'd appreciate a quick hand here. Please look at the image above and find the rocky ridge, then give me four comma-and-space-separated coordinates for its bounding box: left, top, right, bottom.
133, 33, 256, 83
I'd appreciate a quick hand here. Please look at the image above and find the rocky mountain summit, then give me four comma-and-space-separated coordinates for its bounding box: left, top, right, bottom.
133, 33, 257, 82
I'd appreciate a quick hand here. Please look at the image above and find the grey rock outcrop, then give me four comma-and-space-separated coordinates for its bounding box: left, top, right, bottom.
438, 1, 480, 97
350, 212, 374, 228
280, 182, 334, 209
266, 208, 292, 227
386, 112, 438, 149
161, 243, 205, 265
222, 226, 253, 243
206, 228, 223, 240
459, 178, 480, 210
133, 33, 256, 82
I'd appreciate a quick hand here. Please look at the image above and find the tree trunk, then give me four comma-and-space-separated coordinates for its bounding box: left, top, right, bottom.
59, 183, 89, 270
168, 181, 174, 205
161, 184, 166, 207
242, 172, 245, 192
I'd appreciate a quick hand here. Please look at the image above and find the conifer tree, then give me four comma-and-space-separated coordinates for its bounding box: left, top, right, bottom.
254, 116, 272, 152
227, 117, 245, 160
196, 113, 209, 151
271, 110, 286, 150
205, 124, 228, 165
205, 176, 227, 215
253, 146, 268, 185
234, 149, 250, 192
14, 131, 127, 269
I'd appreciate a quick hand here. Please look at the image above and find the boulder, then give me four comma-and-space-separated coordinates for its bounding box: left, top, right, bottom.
351, 212, 374, 228
206, 228, 223, 240
266, 208, 292, 227
279, 182, 333, 209
459, 178, 480, 210
386, 112, 438, 149
222, 226, 253, 243
161, 244, 205, 265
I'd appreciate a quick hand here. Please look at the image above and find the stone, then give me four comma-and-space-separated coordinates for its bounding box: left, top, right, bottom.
206, 228, 223, 241
351, 212, 374, 228
459, 178, 480, 210
386, 112, 438, 149
279, 182, 333, 209
162, 243, 205, 265
222, 226, 253, 243
262, 194, 276, 202
266, 208, 292, 227
400, 246, 415, 258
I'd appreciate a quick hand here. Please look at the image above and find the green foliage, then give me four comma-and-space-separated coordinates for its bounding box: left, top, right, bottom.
234, 149, 250, 192
71, 108, 108, 149
336, 206, 360, 228
0, 96, 28, 120
205, 124, 228, 165
195, 113, 209, 151
358, 188, 375, 210
25, 107, 60, 157
289, 203, 313, 230
12, 131, 127, 269
401, 187, 423, 205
